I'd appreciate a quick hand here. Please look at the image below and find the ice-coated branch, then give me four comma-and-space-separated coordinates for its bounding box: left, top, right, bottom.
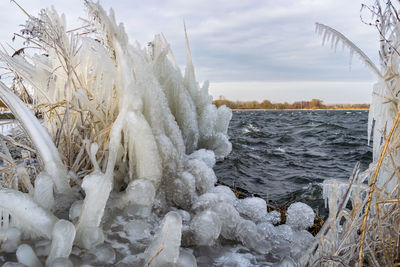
315, 22, 382, 78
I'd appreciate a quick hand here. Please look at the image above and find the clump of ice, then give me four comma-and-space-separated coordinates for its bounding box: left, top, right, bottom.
144, 211, 182, 266
257, 221, 276, 238
275, 224, 295, 242
34, 173, 55, 211
235, 219, 271, 254
188, 149, 216, 168
286, 202, 315, 230
16, 244, 42, 267
235, 197, 267, 222
209, 185, 237, 204
0, 189, 57, 239
74, 171, 111, 249
212, 202, 241, 239
190, 210, 221, 246
290, 230, 314, 259
117, 178, 156, 217
46, 220, 75, 265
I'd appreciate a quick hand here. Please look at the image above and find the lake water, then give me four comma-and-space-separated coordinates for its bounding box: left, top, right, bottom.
214, 110, 372, 215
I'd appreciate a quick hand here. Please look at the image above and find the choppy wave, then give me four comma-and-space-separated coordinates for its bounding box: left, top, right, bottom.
214, 110, 372, 214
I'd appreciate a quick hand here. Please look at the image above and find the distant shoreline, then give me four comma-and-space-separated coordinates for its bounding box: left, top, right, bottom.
232, 108, 369, 111
213, 99, 369, 110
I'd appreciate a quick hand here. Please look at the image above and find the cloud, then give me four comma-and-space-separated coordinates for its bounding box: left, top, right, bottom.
0, 0, 379, 102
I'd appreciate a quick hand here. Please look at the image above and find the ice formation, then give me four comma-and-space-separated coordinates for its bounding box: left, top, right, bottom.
286, 202, 315, 230
16, 244, 42, 267
0, 1, 319, 265
302, 2, 400, 265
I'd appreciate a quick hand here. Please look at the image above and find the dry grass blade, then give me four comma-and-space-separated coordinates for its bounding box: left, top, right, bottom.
359, 109, 400, 266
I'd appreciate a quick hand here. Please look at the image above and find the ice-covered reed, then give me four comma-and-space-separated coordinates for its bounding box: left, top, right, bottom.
303, 1, 400, 266
0, 1, 318, 265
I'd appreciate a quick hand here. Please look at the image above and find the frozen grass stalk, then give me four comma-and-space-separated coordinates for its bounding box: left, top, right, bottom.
304, 1, 400, 266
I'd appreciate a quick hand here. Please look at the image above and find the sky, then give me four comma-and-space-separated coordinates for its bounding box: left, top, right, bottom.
0, 0, 380, 104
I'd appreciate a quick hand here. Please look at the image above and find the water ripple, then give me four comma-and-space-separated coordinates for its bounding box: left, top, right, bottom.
214, 110, 372, 214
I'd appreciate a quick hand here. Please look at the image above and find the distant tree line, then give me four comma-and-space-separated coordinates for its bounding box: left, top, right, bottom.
212, 98, 369, 110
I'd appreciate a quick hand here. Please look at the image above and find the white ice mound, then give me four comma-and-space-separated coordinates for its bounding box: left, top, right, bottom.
120, 178, 156, 207
236, 197, 268, 222
188, 149, 216, 168
286, 202, 315, 230
0, 1, 317, 265
144, 211, 182, 266
190, 210, 221, 245
264, 210, 281, 225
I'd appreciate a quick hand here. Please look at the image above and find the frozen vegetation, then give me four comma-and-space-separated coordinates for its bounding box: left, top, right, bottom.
303, 1, 400, 266
0, 1, 319, 266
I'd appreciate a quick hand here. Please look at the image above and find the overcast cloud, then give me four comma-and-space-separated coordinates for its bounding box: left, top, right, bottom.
0, 0, 379, 103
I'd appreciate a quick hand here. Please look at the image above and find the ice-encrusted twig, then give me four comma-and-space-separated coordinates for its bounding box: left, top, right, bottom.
0, 188, 58, 239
